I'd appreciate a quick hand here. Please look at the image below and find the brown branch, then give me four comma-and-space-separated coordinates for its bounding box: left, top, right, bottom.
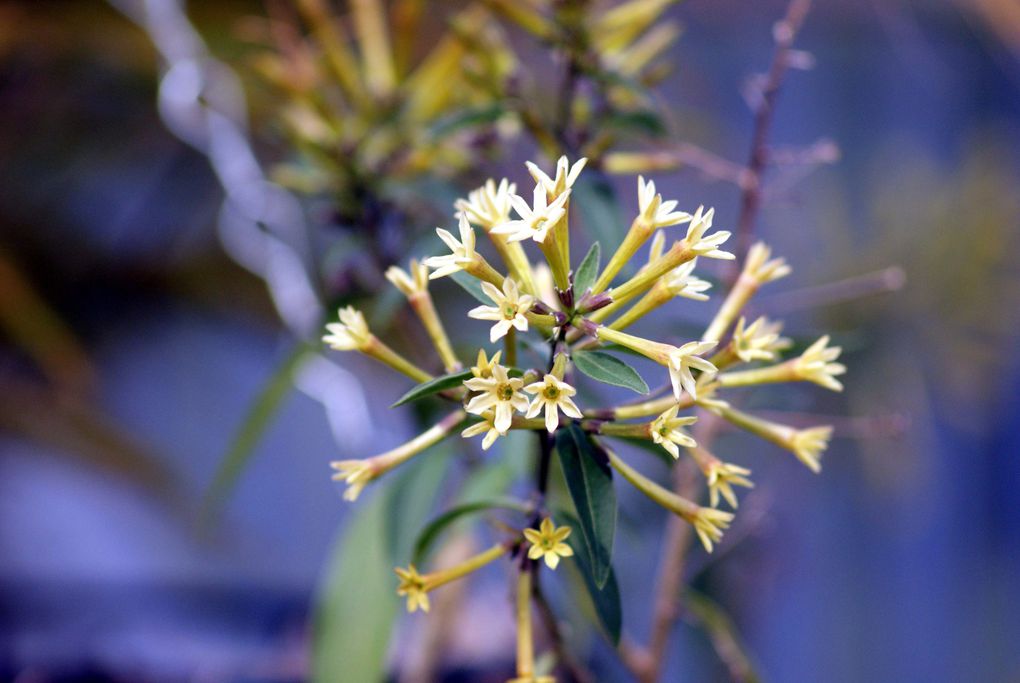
730, 0, 814, 277
759, 266, 907, 313
533, 575, 595, 683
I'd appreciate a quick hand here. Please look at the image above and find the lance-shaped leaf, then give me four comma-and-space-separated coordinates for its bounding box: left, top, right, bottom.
391, 370, 473, 407
573, 349, 649, 394
450, 270, 490, 304
555, 424, 616, 588
558, 509, 622, 645
412, 497, 530, 564
574, 241, 601, 296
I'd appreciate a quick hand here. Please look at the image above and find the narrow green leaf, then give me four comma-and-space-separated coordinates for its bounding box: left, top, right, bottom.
558, 509, 622, 645
201, 343, 313, 525
391, 370, 472, 408
429, 104, 505, 137
412, 498, 530, 564
573, 173, 625, 248
450, 271, 491, 304
604, 109, 668, 138
686, 590, 763, 683
312, 489, 396, 683
313, 445, 451, 683
555, 424, 616, 588
574, 242, 601, 296
573, 349, 649, 394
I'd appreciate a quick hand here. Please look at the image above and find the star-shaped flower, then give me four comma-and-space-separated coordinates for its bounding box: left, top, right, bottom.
467, 278, 535, 343
682, 205, 734, 260
691, 506, 734, 553
323, 306, 371, 351
424, 214, 477, 279
666, 341, 719, 400
526, 155, 587, 197
455, 178, 516, 230
470, 348, 502, 378
523, 374, 582, 433
491, 183, 571, 243
463, 363, 529, 434
395, 564, 430, 613
461, 410, 503, 450
732, 316, 790, 363
523, 518, 574, 570
637, 176, 692, 229
744, 242, 792, 284
330, 459, 373, 501
704, 461, 754, 509
650, 405, 698, 459
663, 259, 712, 301
385, 259, 430, 297
790, 426, 832, 473
793, 336, 846, 392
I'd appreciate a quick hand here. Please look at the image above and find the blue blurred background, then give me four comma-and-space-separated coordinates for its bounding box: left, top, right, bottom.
1, 0, 1019, 681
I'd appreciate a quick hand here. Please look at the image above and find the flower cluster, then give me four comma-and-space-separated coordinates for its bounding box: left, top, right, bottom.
322, 157, 845, 678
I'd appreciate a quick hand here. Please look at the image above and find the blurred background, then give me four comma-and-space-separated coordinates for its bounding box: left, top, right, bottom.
1, 0, 1019, 681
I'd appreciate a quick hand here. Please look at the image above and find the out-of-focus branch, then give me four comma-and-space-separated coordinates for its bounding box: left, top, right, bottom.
731, 0, 814, 273
760, 266, 906, 312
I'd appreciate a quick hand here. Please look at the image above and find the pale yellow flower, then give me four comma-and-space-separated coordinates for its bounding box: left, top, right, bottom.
492, 183, 571, 243
650, 405, 698, 459
704, 461, 754, 509
663, 258, 712, 301
744, 242, 791, 284
692, 506, 734, 553
526, 155, 587, 197
682, 205, 734, 260
322, 306, 371, 351
667, 341, 718, 400
424, 214, 476, 279
464, 363, 529, 434
330, 459, 373, 501
455, 178, 517, 229
793, 336, 846, 392
395, 564, 430, 613
732, 316, 790, 363
467, 277, 535, 343
523, 518, 574, 570
637, 176, 692, 229
470, 348, 502, 379
461, 411, 502, 450
790, 426, 832, 473
523, 374, 582, 433
385, 259, 430, 297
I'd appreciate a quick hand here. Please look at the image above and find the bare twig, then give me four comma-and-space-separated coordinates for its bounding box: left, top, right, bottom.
760, 266, 906, 313
730, 0, 814, 274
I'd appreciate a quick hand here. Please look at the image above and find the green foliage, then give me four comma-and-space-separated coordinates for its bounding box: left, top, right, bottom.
451, 270, 491, 304
201, 343, 313, 524
391, 370, 473, 407
572, 349, 649, 394
559, 509, 623, 645
412, 498, 529, 564
555, 424, 616, 588
574, 241, 601, 296
573, 172, 626, 248
313, 446, 452, 683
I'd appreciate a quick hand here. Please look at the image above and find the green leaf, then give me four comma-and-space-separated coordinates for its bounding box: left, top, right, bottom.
572, 349, 649, 394
574, 242, 601, 296
312, 445, 451, 683
603, 109, 668, 138
573, 172, 625, 248
429, 104, 505, 137
450, 271, 491, 304
201, 343, 313, 525
391, 370, 472, 408
558, 509, 622, 645
555, 424, 616, 588
412, 498, 529, 564
686, 590, 763, 683
312, 488, 396, 683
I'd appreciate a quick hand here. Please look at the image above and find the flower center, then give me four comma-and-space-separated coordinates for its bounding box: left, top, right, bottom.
543, 386, 560, 400
497, 383, 515, 401
503, 305, 518, 319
